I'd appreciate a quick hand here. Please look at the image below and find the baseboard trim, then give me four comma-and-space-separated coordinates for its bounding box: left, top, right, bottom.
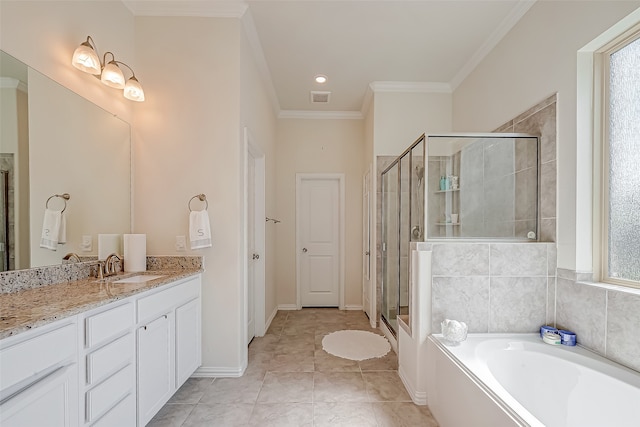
379, 320, 398, 353
192, 366, 245, 378
277, 304, 298, 310
344, 305, 363, 311
398, 365, 428, 406
265, 306, 278, 332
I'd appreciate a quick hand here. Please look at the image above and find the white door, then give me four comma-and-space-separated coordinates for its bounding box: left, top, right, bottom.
297, 175, 343, 307
247, 154, 256, 344
245, 128, 266, 343
362, 166, 372, 320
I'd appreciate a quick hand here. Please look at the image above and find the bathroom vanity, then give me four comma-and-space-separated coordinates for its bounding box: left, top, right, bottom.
0, 266, 202, 427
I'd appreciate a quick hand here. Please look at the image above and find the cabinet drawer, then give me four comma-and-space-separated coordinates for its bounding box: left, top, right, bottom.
86, 364, 134, 423
0, 322, 76, 394
91, 392, 135, 427
86, 333, 134, 385
137, 277, 199, 322
85, 303, 133, 348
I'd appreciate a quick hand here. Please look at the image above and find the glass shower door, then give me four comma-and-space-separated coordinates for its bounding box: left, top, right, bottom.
381, 164, 399, 333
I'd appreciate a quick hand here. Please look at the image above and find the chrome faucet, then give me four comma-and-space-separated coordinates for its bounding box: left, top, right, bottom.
104, 253, 122, 277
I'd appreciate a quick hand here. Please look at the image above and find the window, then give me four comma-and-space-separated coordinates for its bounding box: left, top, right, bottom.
600, 30, 640, 287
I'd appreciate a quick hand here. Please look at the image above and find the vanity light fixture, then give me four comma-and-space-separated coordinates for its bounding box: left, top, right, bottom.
71, 36, 145, 102
314, 74, 328, 84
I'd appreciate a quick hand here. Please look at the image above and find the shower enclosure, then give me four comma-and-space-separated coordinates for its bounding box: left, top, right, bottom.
381, 135, 425, 335
380, 133, 539, 336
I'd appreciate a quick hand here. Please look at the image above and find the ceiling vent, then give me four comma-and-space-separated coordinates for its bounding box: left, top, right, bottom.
310, 91, 331, 104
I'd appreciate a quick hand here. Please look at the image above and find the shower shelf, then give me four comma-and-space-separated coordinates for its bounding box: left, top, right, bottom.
435, 189, 460, 193
435, 222, 460, 226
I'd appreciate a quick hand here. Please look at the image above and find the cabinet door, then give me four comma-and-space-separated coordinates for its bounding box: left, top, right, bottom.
175, 298, 201, 387
0, 364, 78, 427
137, 313, 172, 427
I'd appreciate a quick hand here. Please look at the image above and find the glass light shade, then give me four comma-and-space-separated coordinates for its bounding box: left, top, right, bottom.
101, 61, 125, 89
124, 76, 145, 102
71, 42, 101, 75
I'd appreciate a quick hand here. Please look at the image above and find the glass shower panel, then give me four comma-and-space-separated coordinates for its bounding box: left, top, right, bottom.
398, 155, 410, 326
380, 135, 426, 336
381, 163, 399, 333
427, 135, 538, 240
411, 138, 425, 242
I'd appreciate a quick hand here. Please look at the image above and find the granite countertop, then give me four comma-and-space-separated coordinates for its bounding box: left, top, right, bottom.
0, 269, 202, 340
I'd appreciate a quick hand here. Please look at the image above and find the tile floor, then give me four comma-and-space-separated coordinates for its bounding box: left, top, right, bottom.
148, 308, 439, 426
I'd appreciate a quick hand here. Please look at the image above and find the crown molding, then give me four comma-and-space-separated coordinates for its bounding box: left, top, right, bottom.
360, 80, 451, 116
279, 110, 363, 120
360, 85, 374, 118
0, 77, 27, 93
369, 81, 452, 94
450, 0, 536, 90
122, 1, 248, 18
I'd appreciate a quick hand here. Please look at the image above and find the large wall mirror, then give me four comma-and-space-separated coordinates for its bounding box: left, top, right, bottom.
0, 50, 131, 271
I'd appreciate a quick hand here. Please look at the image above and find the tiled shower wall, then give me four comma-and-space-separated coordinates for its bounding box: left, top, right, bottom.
429, 242, 556, 333
495, 93, 557, 242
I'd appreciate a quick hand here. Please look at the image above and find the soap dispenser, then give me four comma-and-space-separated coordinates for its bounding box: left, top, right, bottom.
439, 176, 446, 191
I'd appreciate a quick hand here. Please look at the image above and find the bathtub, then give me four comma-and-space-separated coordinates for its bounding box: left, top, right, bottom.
426, 334, 640, 427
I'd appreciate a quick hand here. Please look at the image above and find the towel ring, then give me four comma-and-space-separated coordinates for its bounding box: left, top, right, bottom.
188, 194, 208, 212
45, 193, 70, 213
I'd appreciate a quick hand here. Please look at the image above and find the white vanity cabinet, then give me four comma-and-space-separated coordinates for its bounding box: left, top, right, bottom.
0, 272, 201, 427
80, 302, 136, 427
136, 276, 201, 427
0, 318, 79, 427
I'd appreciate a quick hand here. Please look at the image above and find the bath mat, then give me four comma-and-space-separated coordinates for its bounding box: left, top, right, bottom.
322, 330, 391, 361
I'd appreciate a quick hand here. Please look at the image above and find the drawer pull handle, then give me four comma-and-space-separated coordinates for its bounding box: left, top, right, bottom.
142, 314, 169, 330
0, 359, 72, 405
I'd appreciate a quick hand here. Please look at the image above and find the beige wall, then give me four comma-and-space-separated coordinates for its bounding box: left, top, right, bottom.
135, 15, 277, 372
373, 91, 452, 156
134, 16, 246, 371
276, 119, 365, 308
240, 26, 279, 325
452, 1, 640, 270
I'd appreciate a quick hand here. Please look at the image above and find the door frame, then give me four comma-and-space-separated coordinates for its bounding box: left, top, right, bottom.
295, 173, 345, 310
243, 127, 266, 348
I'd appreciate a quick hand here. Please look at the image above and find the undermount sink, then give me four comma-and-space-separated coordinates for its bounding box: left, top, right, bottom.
112, 274, 165, 284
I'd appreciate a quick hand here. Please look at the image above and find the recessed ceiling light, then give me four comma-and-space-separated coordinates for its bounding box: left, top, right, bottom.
314, 74, 327, 84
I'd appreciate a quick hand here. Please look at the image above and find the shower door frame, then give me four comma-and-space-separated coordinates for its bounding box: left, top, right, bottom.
380, 134, 426, 337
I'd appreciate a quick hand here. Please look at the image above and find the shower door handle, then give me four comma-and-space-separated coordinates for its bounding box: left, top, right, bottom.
365, 251, 370, 255
302, 248, 308, 253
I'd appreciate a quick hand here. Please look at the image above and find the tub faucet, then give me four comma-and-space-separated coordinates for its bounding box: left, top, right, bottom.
104, 253, 122, 277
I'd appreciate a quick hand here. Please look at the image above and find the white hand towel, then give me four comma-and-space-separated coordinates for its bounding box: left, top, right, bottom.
58, 212, 67, 245
39, 208, 61, 250
189, 210, 212, 249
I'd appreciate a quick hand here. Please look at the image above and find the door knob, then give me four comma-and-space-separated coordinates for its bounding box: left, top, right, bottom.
302, 248, 308, 253
365, 251, 370, 255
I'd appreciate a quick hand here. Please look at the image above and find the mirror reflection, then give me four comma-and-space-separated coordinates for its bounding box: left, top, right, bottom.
0, 50, 131, 270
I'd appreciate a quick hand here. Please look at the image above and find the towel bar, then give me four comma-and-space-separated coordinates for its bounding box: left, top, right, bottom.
189, 194, 208, 211
45, 193, 70, 213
